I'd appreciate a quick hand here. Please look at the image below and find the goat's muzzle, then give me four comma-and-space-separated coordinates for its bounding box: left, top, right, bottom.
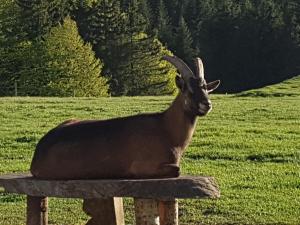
197, 101, 212, 116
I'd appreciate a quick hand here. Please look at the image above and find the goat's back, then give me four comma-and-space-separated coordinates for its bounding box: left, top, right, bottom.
30, 113, 179, 179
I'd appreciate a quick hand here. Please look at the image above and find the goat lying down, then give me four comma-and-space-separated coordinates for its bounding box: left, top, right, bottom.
30, 55, 220, 179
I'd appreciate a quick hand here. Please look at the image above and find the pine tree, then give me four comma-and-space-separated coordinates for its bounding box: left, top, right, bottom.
284, 0, 300, 45
0, 0, 28, 95
82, 0, 176, 96
119, 34, 177, 96
183, 0, 200, 32
157, 0, 173, 48
183, 0, 215, 49
16, 0, 77, 39
0, 42, 28, 96
18, 17, 109, 96
163, 0, 182, 25
119, 0, 177, 96
81, 0, 129, 95
138, 0, 153, 32
175, 16, 197, 62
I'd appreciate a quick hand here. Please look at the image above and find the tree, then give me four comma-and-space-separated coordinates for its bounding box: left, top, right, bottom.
16, 0, 77, 40
119, 0, 177, 96
18, 17, 109, 96
175, 16, 197, 63
81, 0, 129, 95
6, 0, 299, 94
157, 0, 173, 48
197, 0, 300, 92
183, 0, 216, 52
0, 0, 28, 95
138, 0, 153, 32
119, 35, 177, 96
82, 0, 176, 96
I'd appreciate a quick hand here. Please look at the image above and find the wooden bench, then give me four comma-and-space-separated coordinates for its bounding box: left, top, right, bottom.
0, 173, 220, 225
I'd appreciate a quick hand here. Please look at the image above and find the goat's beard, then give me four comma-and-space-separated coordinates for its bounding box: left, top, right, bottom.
185, 105, 210, 117
197, 110, 210, 116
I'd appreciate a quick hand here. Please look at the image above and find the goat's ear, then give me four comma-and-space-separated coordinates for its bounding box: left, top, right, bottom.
207, 80, 220, 93
175, 75, 185, 91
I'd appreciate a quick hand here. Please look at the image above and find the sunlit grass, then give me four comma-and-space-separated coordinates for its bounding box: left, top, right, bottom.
0, 78, 299, 224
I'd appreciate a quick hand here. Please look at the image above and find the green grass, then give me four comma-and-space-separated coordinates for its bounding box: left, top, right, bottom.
0, 78, 299, 224
236, 75, 300, 97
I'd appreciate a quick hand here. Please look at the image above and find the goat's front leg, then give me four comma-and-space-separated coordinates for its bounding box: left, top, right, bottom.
159, 164, 180, 178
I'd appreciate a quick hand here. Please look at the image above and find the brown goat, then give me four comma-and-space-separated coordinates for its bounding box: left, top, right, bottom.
30, 55, 220, 179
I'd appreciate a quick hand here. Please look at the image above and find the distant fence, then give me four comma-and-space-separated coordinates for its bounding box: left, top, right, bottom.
0, 81, 78, 97
0, 81, 19, 96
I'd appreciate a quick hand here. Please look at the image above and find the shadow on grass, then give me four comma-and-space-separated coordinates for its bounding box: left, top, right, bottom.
186, 152, 299, 163
0, 193, 25, 203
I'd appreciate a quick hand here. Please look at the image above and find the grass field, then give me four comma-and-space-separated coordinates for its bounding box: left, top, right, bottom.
0, 76, 299, 224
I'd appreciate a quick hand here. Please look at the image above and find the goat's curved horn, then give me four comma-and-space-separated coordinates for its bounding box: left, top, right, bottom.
195, 57, 205, 80
163, 55, 195, 80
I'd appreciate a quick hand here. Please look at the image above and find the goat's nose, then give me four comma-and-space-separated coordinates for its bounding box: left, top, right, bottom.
204, 100, 212, 108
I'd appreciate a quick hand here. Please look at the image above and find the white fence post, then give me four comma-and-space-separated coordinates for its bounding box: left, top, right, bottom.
14, 81, 18, 96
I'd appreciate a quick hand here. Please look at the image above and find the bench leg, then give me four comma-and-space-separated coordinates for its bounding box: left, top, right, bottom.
26, 196, 48, 225
134, 198, 160, 225
159, 199, 178, 225
83, 198, 124, 225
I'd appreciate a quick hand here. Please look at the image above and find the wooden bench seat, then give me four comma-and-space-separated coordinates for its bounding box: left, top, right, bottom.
0, 173, 220, 225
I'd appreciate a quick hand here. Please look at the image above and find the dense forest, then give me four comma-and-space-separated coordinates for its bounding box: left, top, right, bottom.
1, 0, 300, 96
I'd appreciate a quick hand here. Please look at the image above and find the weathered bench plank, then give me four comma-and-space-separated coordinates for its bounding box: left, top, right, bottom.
0, 173, 220, 225
0, 173, 220, 199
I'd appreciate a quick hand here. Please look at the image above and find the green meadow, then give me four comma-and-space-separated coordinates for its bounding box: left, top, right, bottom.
0, 77, 299, 225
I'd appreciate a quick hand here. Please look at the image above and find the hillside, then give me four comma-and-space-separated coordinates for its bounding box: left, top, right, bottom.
0, 95, 299, 224
236, 75, 300, 97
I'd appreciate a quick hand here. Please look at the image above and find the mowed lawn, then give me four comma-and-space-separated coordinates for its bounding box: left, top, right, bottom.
0, 79, 299, 224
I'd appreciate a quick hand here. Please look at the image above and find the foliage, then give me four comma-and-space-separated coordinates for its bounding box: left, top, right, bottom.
16, 0, 78, 40
80, 0, 176, 96
156, 0, 173, 48
146, 0, 300, 92
0, 84, 299, 223
78, 0, 128, 95
120, 0, 176, 96
119, 36, 177, 96
22, 17, 109, 97
4, 0, 300, 95
0, 0, 28, 96
137, 0, 153, 33
195, 0, 300, 92
174, 16, 198, 63
0, 0, 26, 43
0, 17, 109, 97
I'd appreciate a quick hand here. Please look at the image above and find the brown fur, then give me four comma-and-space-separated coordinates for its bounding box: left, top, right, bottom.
30, 94, 196, 179
30, 55, 220, 179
